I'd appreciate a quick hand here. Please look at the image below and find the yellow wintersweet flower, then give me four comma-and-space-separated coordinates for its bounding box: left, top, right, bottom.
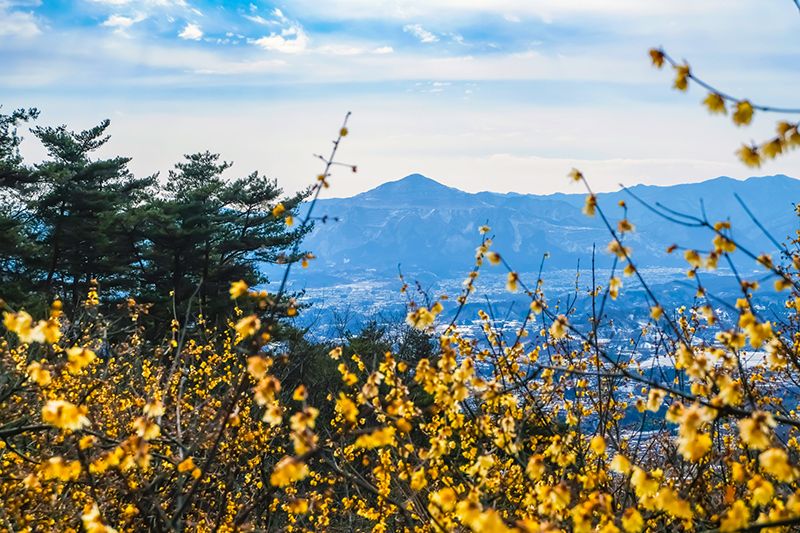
646, 389, 665, 412
746, 475, 773, 506
253, 376, 281, 405
66, 346, 97, 374
410, 468, 427, 490
649, 48, 665, 68
132, 416, 160, 441
429, 487, 457, 512
270, 456, 309, 487
655, 487, 692, 520
177, 457, 196, 473
582, 194, 597, 217
630, 467, 659, 498
742, 318, 772, 348
338, 363, 358, 386
3, 310, 45, 344
40, 318, 61, 343
759, 448, 797, 482
290, 406, 319, 433
292, 384, 307, 401
683, 249, 702, 268
143, 399, 165, 418
247, 356, 271, 379
732, 100, 754, 126
703, 92, 726, 114
607, 240, 631, 259
715, 375, 743, 407
44, 456, 82, 481
288, 498, 309, 515
335, 392, 358, 424
766, 339, 787, 370
229, 279, 249, 299
568, 168, 584, 183
678, 431, 711, 462
609, 276, 622, 300
234, 315, 261, 338
590, 434, 606, 455
526, 454, 546, 480
549, 315, 569, 339
271, 203, 286, 217
81, 503, 118, 533
617, 219, 635, 233
26, 360, 52, 387
712, 234, 736, 253
650, 305, 663, 321
739, 411, 775, 450
673, 63, 690, 91
761, 138, 784, 159
506, 271, 519, 292
716, 330, 746, 350
42, 399, 90, 431
610, 454, 631, 474
737, 144, 761, 167
406, 307, 435, 330
621, 508, 644, 532
49, 299, 63, 318
719, 500, 750, 532
328, 346, 343, 360
79, 435, 97, 450
354, 426, 396, 449
263, 402, 283, 427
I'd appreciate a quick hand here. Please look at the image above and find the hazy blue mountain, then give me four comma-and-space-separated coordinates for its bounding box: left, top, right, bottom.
275, 173, 799, 285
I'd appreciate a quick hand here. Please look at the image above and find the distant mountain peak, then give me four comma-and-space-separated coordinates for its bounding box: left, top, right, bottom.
373, 173, 453, 192
353, 173, 467, 206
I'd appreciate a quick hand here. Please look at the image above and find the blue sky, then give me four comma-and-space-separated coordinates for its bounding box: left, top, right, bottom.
1, 0, 799, 196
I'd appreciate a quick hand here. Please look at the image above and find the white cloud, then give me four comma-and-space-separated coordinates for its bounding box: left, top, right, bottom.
0, 1, 40, 38
403, 24, 438, 43
252, 23, 309, 53
103, 14, 137, 28
247, 8, 312, 54
372, 46, 394, 54
178, 22, 203, 40
101, 13, 147, 34
243, 14, 271, 25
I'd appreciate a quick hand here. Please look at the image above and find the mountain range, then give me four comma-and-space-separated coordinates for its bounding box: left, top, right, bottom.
277, 173, 799, 285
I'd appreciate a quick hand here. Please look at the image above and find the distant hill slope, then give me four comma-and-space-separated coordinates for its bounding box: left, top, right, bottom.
280, 173, 800, 283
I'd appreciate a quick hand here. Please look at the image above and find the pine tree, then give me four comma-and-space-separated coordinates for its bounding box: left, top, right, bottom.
139, 151, 310, 325
30, 119, 153, 308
